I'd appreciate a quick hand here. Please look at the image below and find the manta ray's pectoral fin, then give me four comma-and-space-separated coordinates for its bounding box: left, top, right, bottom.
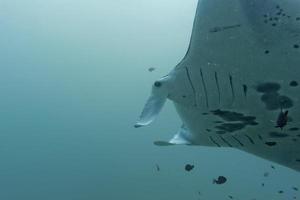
134, 77, 170, 128
154, 125, 192, 146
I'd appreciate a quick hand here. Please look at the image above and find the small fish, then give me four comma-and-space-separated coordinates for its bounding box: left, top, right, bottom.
271, 165, 275, 169
276, 108, 289, 130
261, 183, 265, 187
155, 164, 160, 171
278, 190, 284, 194
292, 186, 298, 191
228, 195, 234, 199
148, 67, 156, 72
263, 172, 269, 177
213, 176, 227, 184
185, 164, 194, 171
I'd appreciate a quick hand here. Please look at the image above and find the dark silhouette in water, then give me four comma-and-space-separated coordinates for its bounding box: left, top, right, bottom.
276, 108, 289, 130
185, 164, 194, 171
213, 176, 227, 184
155, 164, 160, 171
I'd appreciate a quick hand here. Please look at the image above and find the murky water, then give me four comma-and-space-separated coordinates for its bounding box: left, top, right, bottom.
0, 0, 299, 199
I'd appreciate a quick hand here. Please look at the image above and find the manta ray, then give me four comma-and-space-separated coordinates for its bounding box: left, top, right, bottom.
135, 0, 300, 172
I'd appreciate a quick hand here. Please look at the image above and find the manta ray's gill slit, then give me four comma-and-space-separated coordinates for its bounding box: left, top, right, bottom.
231, 135, 244, 146
214, 71, 221, 105
229, 74, 235, 104
200, 68, 209, 108
185, 67, 197, 107
209, 136, 221, 147
242, 84, 248, 98
265, 141, 277, 146
245, 134, 255, 144
219, 136, 233, 147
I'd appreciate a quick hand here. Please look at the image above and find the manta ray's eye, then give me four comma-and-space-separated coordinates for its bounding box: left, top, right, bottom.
154, 81, 162, 87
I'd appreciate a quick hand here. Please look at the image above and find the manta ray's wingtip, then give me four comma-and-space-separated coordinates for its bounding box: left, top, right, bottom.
134, 120, 151, 128
134, 123, 143, 128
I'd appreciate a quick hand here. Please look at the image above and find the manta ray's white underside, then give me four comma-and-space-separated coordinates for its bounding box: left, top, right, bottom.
135, 0, 300, 172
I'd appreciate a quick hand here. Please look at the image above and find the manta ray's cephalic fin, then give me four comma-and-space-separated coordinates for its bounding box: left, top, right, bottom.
134, 76, 170, 128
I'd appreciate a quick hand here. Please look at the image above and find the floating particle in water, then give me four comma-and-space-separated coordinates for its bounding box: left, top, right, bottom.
278, 190, 284, 194
265, 50, 270, 54
213, 176, 227, 184
271, 165, 275, 169
148, 67, 156, 72
155, 164, 160, 171
262, 183, 265, 187
185, 164, 194, 171
263, 172, 269, 177
294, 44, 299, 49
292, 186, 298, 191
228, 195, 234, 199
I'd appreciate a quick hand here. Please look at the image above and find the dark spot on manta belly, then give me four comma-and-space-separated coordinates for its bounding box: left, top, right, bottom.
216, 123, 246, 132
289, 127, 299, 131
256, 82, 280, 93
278, 96, 294, 107
289, 81, 298, 87
211, 109, 256, 123
214, 121, 223, 124
265, 141, 277, 146
215, 130, 227, 134
261, 93, 280, 110
269, 132, 289, 138
261, 93, 293, 110
211, 109, 258, 133
248, 121, 259, 126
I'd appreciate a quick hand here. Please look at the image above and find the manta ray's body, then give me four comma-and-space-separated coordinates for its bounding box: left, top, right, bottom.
135, 0, 300, 172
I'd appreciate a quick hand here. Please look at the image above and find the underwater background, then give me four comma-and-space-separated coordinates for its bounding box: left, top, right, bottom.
0, 0, 299, 199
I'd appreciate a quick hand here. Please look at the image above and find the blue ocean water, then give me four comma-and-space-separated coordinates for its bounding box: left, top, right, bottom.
0, 0, 299, 199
